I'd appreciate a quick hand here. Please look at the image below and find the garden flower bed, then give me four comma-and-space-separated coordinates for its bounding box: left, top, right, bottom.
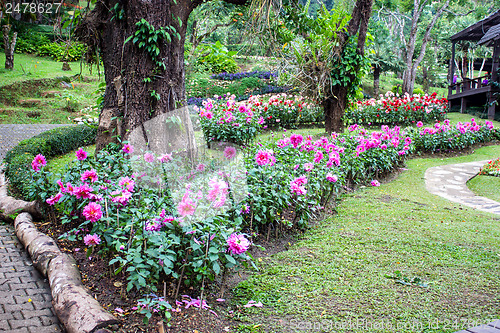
5, 111, 499, 331
197, 93, 323, 145
346, 91, 448, 126
478, 157, 500, 176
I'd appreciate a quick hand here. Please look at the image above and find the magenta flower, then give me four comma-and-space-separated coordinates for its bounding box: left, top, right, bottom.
207, 177, 228, 203
371, 180, 380, 187
304, 163, 314, 172
46, 192, 63, 206
119, 177, 135, 192
111, 190, 132, 206
290, 176, 308, 195
158, 153, 173, 163
81, 169, 98, 183
34, 154, 47, 166
122, 144, 134, 154
177, 199, 196, 216
82, 202, 103, 222
224, 146, 237, 160
75, 148, 88, 161
290, 134, 303, 148
196, 163, 206, 172
56, 179, 65, 192
416, 121, 423, 128
326, 173, 338, 183
84, 234, 101, 247
72, 184, 93, 199
227, 233, 250, 255
144, 152, 154, 163
255, 150, 272, 166
313, 151, 324, 163
144, 221, 162, 232
31, 154, 47, 172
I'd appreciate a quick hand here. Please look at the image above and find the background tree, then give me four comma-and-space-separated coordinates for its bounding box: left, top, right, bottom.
76, 0, 248, 152
271, 0, 373, 133
366, 19, 403, 96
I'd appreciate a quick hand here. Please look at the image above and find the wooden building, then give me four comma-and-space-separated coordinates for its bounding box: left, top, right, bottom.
448, 10, 500, 119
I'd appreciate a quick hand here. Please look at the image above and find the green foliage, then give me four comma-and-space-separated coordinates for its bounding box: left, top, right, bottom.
276, 4, 369, 104
196, 41, 239, 74
15, 31, 51, 54
37, 42, 87, 62
128, 19, 179, 72
412, 88, 425, 96
4, 125, 97, 199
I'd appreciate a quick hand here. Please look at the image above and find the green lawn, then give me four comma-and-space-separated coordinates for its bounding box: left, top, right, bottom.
467, 175, 500, 203
231, 144, 500, 333
0, 52, 101, 86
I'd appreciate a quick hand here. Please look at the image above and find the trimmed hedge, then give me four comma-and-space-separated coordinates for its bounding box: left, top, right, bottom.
4, 125, 97, 199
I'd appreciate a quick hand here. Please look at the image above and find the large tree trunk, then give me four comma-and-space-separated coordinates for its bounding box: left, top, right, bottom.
3, 25, 18, 70
323, 0, 373, 134
78, 0, 194, 152
373, 65, 381, 96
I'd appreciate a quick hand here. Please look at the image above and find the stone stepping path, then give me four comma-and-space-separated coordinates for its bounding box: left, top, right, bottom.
425, 159, 500, 333
425, 160, 500, 215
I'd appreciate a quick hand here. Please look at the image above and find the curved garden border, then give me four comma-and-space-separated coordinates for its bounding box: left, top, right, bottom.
0, 171, 119, 333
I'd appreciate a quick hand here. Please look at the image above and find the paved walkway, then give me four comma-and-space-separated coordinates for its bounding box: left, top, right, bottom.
425, 160, 500, 215
0, 124, 71, 160
0, 124, 70, 332
425, 159, 500, 333
0, 225, 63, 332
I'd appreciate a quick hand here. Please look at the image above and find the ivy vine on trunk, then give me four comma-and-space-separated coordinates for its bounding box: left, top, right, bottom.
76, 0, 248, 152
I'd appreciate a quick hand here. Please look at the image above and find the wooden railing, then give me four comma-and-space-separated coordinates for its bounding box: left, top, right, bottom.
448, 75, 490, 96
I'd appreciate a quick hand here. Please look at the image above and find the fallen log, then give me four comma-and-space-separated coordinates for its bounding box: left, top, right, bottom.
14, 213, 119, 333
0, 172, 42, 222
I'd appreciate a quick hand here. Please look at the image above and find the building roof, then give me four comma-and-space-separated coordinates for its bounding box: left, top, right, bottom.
451, 10, 500, 42
478, 23, 500, 45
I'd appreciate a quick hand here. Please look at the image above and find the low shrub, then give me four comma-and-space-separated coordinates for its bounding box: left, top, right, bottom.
26, 143, 254, 295
409, 118, 496, 152
210, 71, 278, 81
346, 91, 447, 126
37, 42, 87, 62
15, 31, 50, 54
4, 125, 96, 199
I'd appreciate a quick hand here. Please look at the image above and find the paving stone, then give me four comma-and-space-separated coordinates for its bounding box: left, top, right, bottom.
0, 223, 62, 333
426, 160, 500, 216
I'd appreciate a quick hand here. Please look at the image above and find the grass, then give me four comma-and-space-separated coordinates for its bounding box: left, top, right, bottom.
46, 145, 96, 173
231, 144, 500, 333
0, 52, 102, 124
0, 52, 102, 86
467, 175, 500, 203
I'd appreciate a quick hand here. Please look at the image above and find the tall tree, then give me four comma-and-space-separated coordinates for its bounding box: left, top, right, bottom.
270, 0, 373, 133
76, 0, 247, 151
401, 0, 450, 94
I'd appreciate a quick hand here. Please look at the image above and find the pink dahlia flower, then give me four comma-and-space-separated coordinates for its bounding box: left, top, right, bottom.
84, 234, 101, 247
82, 202, 103, 223
227, 233, 250, 255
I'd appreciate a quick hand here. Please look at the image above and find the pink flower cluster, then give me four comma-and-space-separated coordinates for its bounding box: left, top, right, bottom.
352, 125, 410, 156
419, 118, 494, 136
290, 176, 308, 195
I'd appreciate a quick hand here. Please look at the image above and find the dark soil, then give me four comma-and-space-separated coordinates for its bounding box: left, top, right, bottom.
34, 217, 301, 333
